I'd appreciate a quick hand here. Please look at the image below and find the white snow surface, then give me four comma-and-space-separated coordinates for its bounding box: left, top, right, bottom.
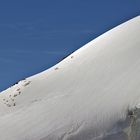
0, 16, 140, 140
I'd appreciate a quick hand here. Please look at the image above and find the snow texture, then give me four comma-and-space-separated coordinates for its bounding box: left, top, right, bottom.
0, 16, 140, 140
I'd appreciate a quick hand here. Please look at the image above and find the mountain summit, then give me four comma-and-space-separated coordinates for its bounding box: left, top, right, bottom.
0, 16, 140, 140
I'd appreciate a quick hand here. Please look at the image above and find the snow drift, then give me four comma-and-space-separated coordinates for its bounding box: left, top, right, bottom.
0, 16, 140, 140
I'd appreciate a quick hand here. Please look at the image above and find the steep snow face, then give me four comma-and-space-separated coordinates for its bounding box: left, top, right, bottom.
0, 16, 140, 140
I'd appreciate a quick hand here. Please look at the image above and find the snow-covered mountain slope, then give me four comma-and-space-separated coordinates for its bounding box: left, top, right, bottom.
0, 16, 140, 140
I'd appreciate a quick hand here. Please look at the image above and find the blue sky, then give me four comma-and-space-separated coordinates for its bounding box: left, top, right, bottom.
0, 0, 140, 91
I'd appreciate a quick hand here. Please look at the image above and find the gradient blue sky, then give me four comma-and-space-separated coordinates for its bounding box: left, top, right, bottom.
0, 0, 140, 91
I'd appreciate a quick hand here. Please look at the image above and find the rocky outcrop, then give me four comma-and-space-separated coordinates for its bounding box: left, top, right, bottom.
100, 108, 140, 140
126, 108, 140, 140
